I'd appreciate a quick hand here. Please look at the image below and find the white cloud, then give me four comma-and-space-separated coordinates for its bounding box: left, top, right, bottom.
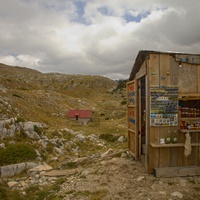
0, 0, 200, 80
0, 54, 40, 68
103, 72, 129, 80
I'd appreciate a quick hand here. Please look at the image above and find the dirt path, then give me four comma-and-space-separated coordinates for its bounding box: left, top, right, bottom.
55, 157, 200, 200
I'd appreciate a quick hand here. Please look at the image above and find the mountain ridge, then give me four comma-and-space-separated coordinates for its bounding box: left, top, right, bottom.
0, 63, 126, 127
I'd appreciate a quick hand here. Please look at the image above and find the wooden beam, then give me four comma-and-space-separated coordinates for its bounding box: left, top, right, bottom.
127, 105, 135, 108
151, 143, 200, 147
154, 166, 200, 177
128, 128, 136, 133
135, 62, 146, 79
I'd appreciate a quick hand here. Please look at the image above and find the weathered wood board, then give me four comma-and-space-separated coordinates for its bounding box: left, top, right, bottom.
178, 64, 198, 93
154, 166, 200, 177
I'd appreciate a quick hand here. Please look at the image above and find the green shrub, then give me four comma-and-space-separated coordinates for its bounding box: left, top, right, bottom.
16, 117, 25, 123
34, 125, 42, 135
121, 100, 127, 105
19, 129, 27, 139
99, 133, 118, 142
0, 143, 37, 166
15, 129, 33, 143
113, 79, 127, 92
46, 143, 54, 154
62, 162, 77, 169
0, 187, 7, 199
0, 186, 21, 200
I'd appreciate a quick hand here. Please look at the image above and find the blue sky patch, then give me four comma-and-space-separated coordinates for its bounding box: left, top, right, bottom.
74, 1, 86, 17
124, 10, 151, 23
73, 1, 91, 25
98, 6, 112, 16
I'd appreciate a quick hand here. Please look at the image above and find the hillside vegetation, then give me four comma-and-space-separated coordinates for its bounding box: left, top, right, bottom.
0, 63, 127, 161
0, 63, 126, 127
0, 63, 130, 199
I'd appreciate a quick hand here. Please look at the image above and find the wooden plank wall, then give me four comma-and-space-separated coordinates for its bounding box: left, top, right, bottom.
198, 67, 200, 93
159, 54, 173, 168
171, 57, 184, 167
147, 53, 200, 173
148, 53, 160, 172
148, 53, 176, 172
178, 64, 198, 93
196, 65, 200, 167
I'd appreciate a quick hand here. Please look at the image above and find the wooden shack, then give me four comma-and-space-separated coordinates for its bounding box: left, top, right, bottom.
127, 50, 200, 177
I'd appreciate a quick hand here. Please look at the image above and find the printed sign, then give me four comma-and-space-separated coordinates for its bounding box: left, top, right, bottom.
150, 86, 178, 126
175, 55, 200, 64
127, 82, 135, 105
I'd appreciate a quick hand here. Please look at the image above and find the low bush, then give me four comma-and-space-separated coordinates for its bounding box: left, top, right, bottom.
19, 129, 28, 139
15, 117, 25, 123
0, 186, 21, 200
34, 125, 42, 135
46, 143, 54, 154
120, 100, 127, 105
99, 133, 118, 142
62, 162, 77, 169
0, 143, 37, 166
0, 187, 7, 199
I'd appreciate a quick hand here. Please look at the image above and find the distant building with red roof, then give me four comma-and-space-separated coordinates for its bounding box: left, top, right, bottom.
67, 110, 92, 125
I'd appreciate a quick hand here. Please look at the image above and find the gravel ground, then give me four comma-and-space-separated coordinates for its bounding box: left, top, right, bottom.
56, 156, 200, 200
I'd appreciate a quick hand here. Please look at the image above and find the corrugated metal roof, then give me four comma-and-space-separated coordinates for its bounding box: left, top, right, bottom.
67, 110, 92, 118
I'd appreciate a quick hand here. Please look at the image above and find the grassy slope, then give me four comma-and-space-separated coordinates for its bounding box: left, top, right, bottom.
0, 63, 128, 200
0, 63, 127, 133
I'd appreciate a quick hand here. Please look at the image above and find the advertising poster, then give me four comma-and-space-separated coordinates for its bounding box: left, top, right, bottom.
150, 86, 178, 126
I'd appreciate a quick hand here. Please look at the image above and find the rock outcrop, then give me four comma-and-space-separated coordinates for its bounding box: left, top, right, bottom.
0, 162, 39, 178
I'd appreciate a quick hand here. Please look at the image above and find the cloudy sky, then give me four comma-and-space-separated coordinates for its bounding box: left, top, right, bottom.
0, 0, 200, 80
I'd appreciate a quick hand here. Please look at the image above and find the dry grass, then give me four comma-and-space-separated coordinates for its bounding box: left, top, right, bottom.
0, 64, 129, 200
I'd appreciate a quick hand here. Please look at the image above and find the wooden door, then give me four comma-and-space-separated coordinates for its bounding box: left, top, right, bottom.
127, 80, 138, 159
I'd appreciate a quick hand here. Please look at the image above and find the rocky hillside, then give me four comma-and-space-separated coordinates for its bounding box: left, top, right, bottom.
0, 63, 126, 126
0, 63, 130, 199
0, 63, 127, 163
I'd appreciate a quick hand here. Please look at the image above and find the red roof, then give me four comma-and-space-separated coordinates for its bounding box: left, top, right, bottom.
67, 110, 92, 118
